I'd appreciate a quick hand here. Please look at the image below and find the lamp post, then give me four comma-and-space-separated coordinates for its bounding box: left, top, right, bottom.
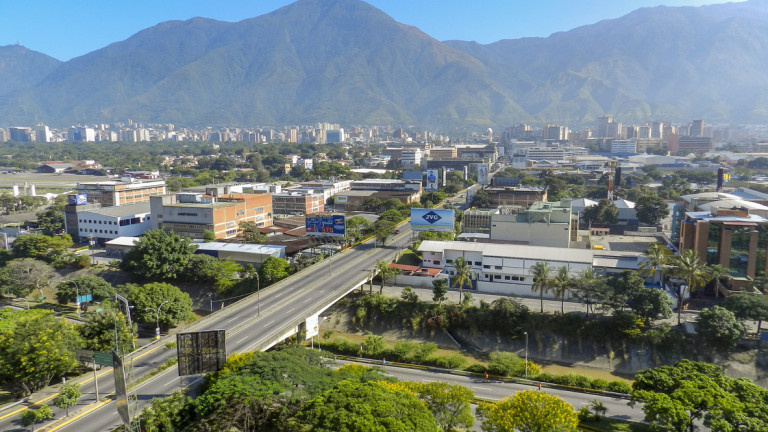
146, 300, 170, 340
524, 331, 529, 378
256, 273, 260, 316
67, 280, 81, 318
317, 316, 329, 351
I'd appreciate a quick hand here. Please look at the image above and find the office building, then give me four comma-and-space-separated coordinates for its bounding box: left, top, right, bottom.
151, 192, 273, 239
401, 149, 423, 167
667, 135, 712, 153
489, 200, 577, 247
76, 178, 167, 206
690, 120, 704, 137
9, 127, 33, 142
271, 191, 324, 215
65, 202, 152, 244
610, 140, 637, 154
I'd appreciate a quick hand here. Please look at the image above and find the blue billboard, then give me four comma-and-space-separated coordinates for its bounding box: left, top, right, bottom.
68, 194, 88, 205
306, 215, 346, 237
410, 208, 455, 232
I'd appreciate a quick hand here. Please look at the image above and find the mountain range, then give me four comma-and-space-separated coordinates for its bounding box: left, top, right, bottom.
2, 0, 768, 129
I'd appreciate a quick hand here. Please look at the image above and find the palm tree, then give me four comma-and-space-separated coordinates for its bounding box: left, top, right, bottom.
451, 257, 476, 304
552, 265, 572, 314
574, 268, 601, 319
669, 250, 707, 325
639, 243, 672, 287
707, 264, 732, 299
530, 261, 552, 313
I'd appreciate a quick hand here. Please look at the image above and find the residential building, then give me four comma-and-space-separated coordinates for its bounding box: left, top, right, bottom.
401, 149, 422, 167
151, 192, 273, 239
9, 127, 33, 142
76, 178, 167, 206
610, 140, 637, 154
68, 126, 96, 142
667, 135, 712, 153
65, 202, 152, 244
489, 200, 577, 247
690, 120, 704, 137
326, 129, 345, 143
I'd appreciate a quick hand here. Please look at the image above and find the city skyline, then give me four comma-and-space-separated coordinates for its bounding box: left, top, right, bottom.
1, 0, 743, 61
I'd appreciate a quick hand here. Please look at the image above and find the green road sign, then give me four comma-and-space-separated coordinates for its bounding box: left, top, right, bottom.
94, 351, 112, 366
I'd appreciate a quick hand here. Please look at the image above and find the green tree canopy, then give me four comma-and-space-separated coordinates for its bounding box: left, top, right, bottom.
636, 194, 670, 225
372, 220, 396, 245
0, 258, 56, 298
0, 310, 81, 396
120, 229, 197, 279
292, 380, 441, 432
36, 208, 65, 236
11, 233, 73, 262
697, 306, 745, 352
80, 310, 137, 356
127, 282, 193, 328
55, 274, 115, 305
628, 287, 674, 326
53, 383, 81, 416
259, 256, 292, 285
530, 261, 552, 313
583, 199, 619, 226
723, 293, 768, 333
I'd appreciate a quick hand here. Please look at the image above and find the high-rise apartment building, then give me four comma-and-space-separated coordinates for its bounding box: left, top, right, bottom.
597, 116, 613, 138
690, 120, 704, 137
9, 127, 33, 142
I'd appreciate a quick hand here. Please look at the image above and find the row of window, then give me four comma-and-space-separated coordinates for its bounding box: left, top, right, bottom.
78, 216, 149, 225
80, 228, 117, 235
444, 269, 526, 282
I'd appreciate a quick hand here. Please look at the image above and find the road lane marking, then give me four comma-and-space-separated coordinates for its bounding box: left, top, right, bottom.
236, 336, 249, 344
43, 399, 111, 432
475, 386, 493, 391
286, 307, 295, 314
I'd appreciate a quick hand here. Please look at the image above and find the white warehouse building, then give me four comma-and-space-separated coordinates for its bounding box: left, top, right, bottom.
418, 240, 641, 298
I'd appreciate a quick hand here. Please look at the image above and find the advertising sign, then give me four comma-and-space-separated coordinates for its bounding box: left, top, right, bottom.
426, 169, 439, 191
75, 349, 94, 364
335, 195, 348, 204
177, 330, 227, 377
402, 171, 422, 181
410, 208, 455, 232
305, 215, 346, 237
68, 194, 88, 205
477, 164, 489, 185
305, 314, 319, 340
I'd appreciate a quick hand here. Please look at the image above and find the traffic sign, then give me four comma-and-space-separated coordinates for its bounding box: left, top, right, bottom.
75, 349, 94, 363
77, 294, 93, 304
94, 351, 112, 366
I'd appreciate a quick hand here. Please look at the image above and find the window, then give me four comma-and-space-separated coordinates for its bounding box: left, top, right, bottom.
494, 275, 501, 279
495, 266, 502, 270
434, 260, 440, 265
505, 276, 511, 280
483, 265, 490, 269
485, 274, 490, 279
446, 259, 453, 264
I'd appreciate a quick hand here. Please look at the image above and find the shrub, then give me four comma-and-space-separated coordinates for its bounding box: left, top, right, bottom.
391, 340, 418, 362
487, 351, 525, 377
465, 364, 486, 374
412, 342, 438, 362
432, 354, 467, 369
577, 406, 592, 422
606, 380, 632, 394
551, 374, 592, 388
589, 378, 609, 390
332, 337, 360, 356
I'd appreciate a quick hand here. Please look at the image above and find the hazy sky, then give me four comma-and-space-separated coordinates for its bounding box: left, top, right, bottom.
1, 0, 744, 60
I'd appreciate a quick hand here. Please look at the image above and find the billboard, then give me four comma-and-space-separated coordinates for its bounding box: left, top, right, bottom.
68, 194, 88, 205
177, 330, 227, 377
411, 208, 455, 232
305, 215, 346, 237
113, 350, 131, 426
426, 169, 439, 191
478, 164, 489, 185
305, 314, 319, 340
335, 195, 348, 204
402, 171, 422, 181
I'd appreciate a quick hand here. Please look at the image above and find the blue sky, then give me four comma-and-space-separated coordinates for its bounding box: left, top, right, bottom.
1, 0, 743, 60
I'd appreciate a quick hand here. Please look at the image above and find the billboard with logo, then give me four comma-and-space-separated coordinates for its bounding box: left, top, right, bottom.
68, 194, 88, 205
411, 208, 455, 232
306, 215, 346, 237
477, 164, 489, 185
426, 169, 439, 191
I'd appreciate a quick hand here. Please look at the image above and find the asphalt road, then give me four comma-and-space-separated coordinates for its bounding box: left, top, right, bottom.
1, 225, 414, 432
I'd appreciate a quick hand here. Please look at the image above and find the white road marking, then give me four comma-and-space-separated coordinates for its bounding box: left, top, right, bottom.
265, 320, 275, 326
286, 307, 295, 314
164, 379, 176, 387
236, 336, 249, 344
475, 386, 493, 391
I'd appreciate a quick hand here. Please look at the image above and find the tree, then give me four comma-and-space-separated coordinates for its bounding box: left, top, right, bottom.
372, 220, 396, 245
11, 233, 73, 262
120, 229, 197, 279
697, 306, 745, 352
432, 278, 448, 304
572, 268, 606, 319
374, 260, 400, 295
240, 221, 265, 243
345, 216, 372, 241
128, 282, 193, 329
20, 404, 53, 431
185, 254, 243, 294
636, 195, 669, 225
707, 264, 732, 300
55, 275, 115, 305
552, 265, 572, 314
0, 258, 56, 298
0, 310, 81, 396
80, 311, 137, 356
363, 197, 383, 212
530, 261, 552, 313
140, 392, 195, 432
628, 288, 673, 326
396, 381, 474, 431
202, 230, 216, 242
669, 250, 708, 325
292, 380, 441, 432
590, 399, 608, 421
631, 360, 768, 432
470, 189, 493, 208
639, 243, 672, 287
259, 256, 292, 285
37, 208, 65, 236
451, 257, 475, 304
723, 293, 768, 333
53, 383, 81, 417
477, 390, 578, 432
379, 208, 404, 223
582, 199, 618, 226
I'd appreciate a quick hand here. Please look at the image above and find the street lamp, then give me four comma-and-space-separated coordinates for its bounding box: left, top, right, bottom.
524, 331, 529, 378
66, 280, 81, 318
146, 300, 170, 340
317, 316, 329, 351
256, 273, 260, 316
